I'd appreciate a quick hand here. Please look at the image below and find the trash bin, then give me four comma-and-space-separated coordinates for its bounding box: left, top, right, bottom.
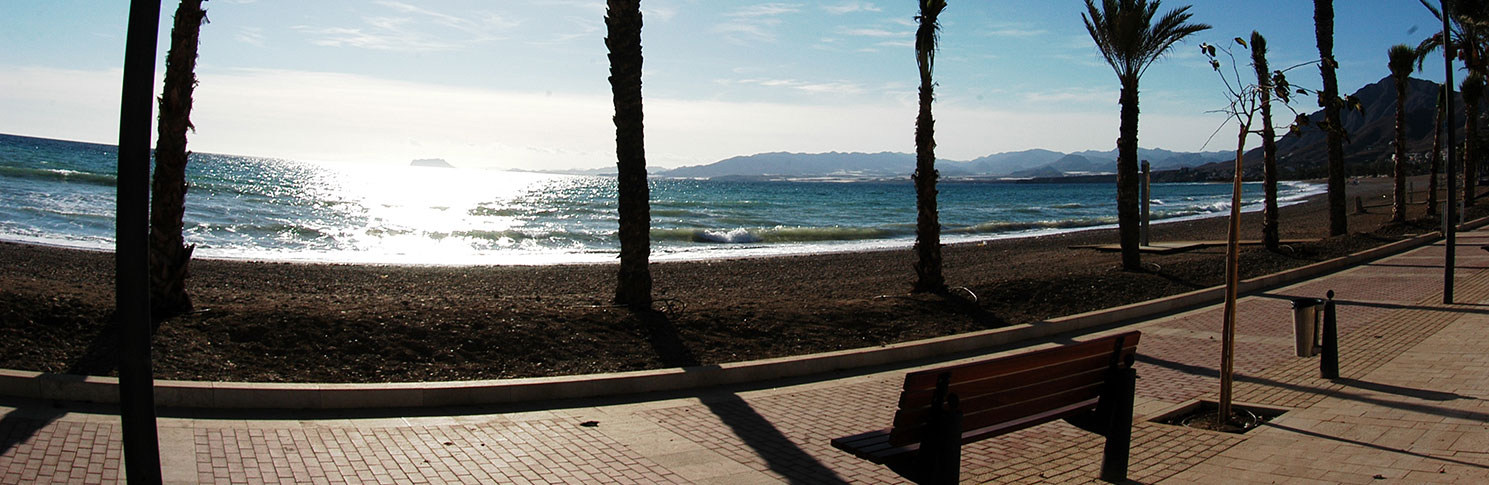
1292, 297, 1324, 357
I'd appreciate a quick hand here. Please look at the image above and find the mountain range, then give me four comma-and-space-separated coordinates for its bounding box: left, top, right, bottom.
658, 146, 1235, 180
548, 74, 1462, 182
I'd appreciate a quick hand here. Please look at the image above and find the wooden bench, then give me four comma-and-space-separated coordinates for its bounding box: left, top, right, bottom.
831, 331, 1141, 484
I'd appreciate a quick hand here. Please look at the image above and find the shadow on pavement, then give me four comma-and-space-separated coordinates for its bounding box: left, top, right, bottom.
1333, 377, 1482, 402
1135, 355, 1489, 424
1264, 421, 1489, 471
698, 394, 850, 484
1253, 293, 1489, 316
0, 401, 67, 458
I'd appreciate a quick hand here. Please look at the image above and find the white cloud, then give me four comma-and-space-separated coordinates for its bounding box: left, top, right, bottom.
837, 27, 903, 38
1021, 87, 1112, 105
984, 23, 1048, 38
234, 27, 265, 47
725, 3, 803, 18
724, 77, 871, 96
822, 2, 882, 15
0, 65, 1226, 171
295, 2, 517, 52
714, 3, 802, 44
712, 21, 781, 44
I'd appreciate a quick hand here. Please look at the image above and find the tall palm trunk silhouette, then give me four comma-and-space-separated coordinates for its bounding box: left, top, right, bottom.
912, 0, 948, 294
606, 0, 653, 309
150, 0, 208, 319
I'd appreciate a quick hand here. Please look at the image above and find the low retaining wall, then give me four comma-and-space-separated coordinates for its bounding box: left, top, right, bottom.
3, 218, 1480, 409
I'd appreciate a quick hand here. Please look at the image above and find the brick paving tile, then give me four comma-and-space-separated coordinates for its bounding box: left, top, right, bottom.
185, 418, 687, 484
0, 419, 121, 485
7, 231, 1489, 484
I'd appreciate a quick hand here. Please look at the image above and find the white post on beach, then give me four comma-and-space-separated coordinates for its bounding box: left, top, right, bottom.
1140, 160, 1151, 247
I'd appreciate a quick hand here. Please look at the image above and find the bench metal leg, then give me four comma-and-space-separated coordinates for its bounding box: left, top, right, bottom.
903, 373, 962, 485
1100, 366, 1137, 483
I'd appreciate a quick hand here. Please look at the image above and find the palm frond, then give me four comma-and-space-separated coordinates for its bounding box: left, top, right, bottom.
1083, 0, 1210, 81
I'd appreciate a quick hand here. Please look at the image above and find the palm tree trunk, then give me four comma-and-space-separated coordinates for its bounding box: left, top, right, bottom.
911, 1, 945, 294
1393, 76, 1408, 222
149, 0, 206, 320
1315, 0, 1347, 236
606, 0, 652, 309
912, 78, 944, 293
1117, 80, 1142, 271
1252, 36, 1280, 251
1429, 86, 1444, 218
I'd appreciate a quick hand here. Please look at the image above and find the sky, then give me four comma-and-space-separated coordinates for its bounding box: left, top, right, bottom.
0, 1, 1456, 171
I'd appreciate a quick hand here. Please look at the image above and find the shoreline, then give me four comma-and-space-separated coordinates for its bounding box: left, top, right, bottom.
0, 180, 1328, 268
0, 176, 1469, 383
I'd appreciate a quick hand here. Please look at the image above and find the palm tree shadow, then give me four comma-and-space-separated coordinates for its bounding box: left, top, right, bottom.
0, 314, 124, 457
1146, 268, 1209, 291
632, 308, 699, 369
944, 291, 1009, 327
699, 394, 851, 484
66, 315, 123, 376
0, 400, 67, 458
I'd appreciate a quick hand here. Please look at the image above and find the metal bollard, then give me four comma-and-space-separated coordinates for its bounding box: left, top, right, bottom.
1321, 290, 1339, 379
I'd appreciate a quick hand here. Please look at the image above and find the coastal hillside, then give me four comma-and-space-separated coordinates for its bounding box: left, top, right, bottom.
1177, 76, 1467, 181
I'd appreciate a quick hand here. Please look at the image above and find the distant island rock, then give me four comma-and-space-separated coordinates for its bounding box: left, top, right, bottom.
411, 158, 454, 168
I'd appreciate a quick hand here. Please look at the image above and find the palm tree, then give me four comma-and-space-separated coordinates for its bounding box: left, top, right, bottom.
606, 0, 652, 308
150, 0, 208, 319
912, 0, 948, 294
1083, 0, 1210, 271
1315, 0, 1347, 236
1251, 32, 1281, 251
1390, 45, 1417, 223
1463, 73, 1484, 206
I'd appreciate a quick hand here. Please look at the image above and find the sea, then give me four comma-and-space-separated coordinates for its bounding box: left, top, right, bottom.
0, 133, 1325, 265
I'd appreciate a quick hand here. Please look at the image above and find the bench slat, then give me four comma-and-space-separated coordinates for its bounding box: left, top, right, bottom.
895, 357, 1112, 411
831, 428, 919, 463
900, 333, 1139, 391
958, 397, 1100, 445
891, 382, 1104, 445
891, 367, 1109, 429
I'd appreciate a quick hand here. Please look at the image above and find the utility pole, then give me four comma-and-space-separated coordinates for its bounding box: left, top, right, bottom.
117, 0, 163, 482
1446, 2, 1458, 305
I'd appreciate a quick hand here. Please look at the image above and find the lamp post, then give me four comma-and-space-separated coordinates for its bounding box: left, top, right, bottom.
1445, 1, 1458, 305
117, 0, 163, 482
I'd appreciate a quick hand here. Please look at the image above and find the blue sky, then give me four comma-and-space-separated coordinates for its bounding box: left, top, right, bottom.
0, 1, 1451, 170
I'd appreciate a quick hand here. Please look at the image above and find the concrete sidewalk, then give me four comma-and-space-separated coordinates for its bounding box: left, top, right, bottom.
4, 231, 1489, 484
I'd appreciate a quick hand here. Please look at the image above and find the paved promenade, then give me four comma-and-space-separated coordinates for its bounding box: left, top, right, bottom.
4, 230, 1489, 484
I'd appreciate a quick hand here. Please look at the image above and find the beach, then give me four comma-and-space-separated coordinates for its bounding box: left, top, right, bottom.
0, 176, 1468, 383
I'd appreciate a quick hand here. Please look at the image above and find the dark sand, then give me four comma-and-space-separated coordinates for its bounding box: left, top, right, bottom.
0, 176, 1471, 382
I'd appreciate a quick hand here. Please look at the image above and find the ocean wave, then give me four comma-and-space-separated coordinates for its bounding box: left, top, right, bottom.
468, 206, 526, 217
652, 226, 902, 244
950, 217, 1119, 235
651, 208, 711, 218
0, 165, 117, 187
